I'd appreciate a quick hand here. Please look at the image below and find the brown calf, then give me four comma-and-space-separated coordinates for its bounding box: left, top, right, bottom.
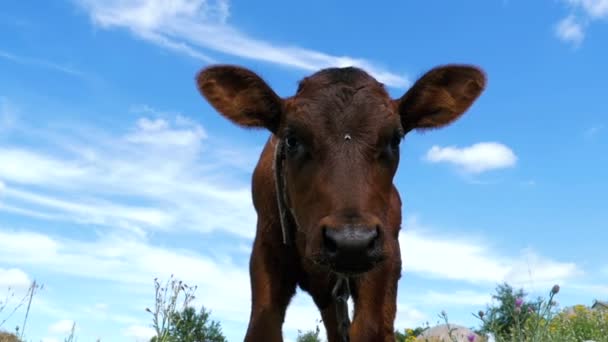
196, 64, 486, 342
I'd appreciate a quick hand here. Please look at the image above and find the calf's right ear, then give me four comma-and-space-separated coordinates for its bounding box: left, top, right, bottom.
196, 65, 283, 133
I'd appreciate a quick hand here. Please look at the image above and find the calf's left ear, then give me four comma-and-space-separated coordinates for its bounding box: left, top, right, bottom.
196, 65, 283, 133
395, 65, 486, 132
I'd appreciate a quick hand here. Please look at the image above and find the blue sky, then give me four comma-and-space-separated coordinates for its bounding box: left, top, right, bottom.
0, 0, 607, 341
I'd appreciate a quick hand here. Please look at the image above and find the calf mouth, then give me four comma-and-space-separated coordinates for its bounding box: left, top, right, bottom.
311, 252, 386, 276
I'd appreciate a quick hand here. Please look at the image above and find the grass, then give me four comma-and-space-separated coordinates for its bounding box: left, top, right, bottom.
398, 284, 608, 342
2, 277, 607, 342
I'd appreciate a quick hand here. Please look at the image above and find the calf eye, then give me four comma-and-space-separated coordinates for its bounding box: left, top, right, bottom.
285, 134, 305, 158
285, 135, 299, 150
390, 133, 402, 150
379, 130, 403, 162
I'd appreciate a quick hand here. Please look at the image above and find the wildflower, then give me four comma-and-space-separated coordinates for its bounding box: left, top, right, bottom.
515, 297, 524, 308
551, 284, 560, 295
467, 333, 476, 342
478, 310, 485, 319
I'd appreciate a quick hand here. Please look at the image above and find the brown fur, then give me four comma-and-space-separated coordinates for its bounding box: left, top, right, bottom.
196, 64, 486, 342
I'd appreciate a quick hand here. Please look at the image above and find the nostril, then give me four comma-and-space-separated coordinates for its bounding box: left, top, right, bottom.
367, 227, 380, 251
367, 236, 377, 250
322, 227, 338, 254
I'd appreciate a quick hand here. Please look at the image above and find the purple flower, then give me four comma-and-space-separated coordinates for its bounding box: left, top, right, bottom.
467, 333, 476, 342
515, 297, 524, 308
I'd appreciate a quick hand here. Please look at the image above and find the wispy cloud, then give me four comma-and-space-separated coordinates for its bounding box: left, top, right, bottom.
0, 97, 18, 132
420, 290, 492, 306
0, 50, 87, 78
424, 142, 517, 174
74, 0, 409, 87
124, 325, 156, 342
0, 107, 257, 238
566, 0, 608, 18
0, 267, 31, 289
556, 0, 608, 46
0, 227, 255, 340
555, 15, 586, 46
584, 123, 604, 138
48, 319, 76, 334
400, 217, 581, 288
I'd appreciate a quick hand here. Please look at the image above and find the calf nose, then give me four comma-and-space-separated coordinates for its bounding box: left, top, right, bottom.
322, 225, 381, 273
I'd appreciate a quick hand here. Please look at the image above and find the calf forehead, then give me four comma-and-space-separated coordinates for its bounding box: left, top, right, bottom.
289, 68, 396, 132
297, 66, 382, 91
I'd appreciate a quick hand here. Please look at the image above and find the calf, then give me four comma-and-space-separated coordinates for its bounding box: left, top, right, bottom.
196, 64, 486, 342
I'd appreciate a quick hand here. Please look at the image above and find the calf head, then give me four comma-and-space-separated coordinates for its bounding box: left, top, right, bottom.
197, 64, 485, 275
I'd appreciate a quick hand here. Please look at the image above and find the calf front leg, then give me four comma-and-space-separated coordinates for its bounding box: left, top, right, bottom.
244, 235, 297, 342
306, 275, 344, 342
349, 255, 401, 342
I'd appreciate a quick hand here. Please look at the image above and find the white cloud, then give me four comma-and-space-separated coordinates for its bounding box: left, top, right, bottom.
0, 267, 31, 289
125, 116, 207, 147
283, 295, 325, 335
570, 283, 608, 297
74, 0, 409, 87
584, 124, 604, 138
0, 148, 90, 186
2, 187, 174, 234
395, 304, 428, 329
0, 109, 257, 238
400, 217, 581, 287
124, 324, 156, 342
566, 0, 608, 18
0, 50, 86, 78
49, 319, 75, 334
421, 290, 492, 306
0, 228, 251, 319
0, 97, 18, 132
425, 142, 517, 174
0, 227, 253, 339
555, 15, 585, 46
41, 338, 60, 342
557, 0, 608, 46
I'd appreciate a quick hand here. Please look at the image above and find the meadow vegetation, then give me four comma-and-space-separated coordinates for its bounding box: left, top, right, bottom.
1, 277, 606, 342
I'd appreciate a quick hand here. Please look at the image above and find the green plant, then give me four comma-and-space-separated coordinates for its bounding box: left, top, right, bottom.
146, 275, 197, 342
0, 331, 22, 342
296, 324, 322, 342
0, 280, 43, 341
147, 275, 226, 342
63, 321, 77, 342
540, 304, 608, 342
152, 306, 226, 342
474, 283, 541, 340
470, 283, 608, 342
395, 326, 425, 342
